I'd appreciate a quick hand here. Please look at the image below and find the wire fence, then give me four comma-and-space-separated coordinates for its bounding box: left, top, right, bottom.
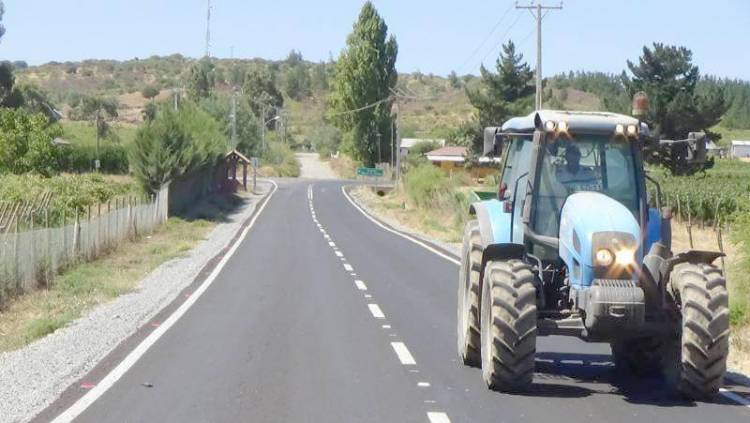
0, 185, 169, 307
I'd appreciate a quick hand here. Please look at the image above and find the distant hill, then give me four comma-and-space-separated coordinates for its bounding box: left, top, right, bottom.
17, 56, 749, 144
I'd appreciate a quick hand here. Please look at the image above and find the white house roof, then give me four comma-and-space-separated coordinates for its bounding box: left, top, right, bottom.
400, 138, 446, 149
731, 140, 750, 147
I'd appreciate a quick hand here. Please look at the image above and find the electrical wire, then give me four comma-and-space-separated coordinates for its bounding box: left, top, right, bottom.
455, 2, 515, 74
476, 11, 524, 69
326, 95, 394, 117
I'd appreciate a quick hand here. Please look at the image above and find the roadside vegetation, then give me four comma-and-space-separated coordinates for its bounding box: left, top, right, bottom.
0, 215, 214, 351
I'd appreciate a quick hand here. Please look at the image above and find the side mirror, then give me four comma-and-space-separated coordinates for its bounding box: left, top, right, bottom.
483, 127, 504, 157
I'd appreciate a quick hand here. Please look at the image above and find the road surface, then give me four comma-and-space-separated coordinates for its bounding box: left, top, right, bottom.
41, 180, 750, 422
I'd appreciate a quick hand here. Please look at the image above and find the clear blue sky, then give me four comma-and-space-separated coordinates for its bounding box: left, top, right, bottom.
3, 0, 749, 80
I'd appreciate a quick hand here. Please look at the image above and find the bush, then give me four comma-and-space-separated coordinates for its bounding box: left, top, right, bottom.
262, 142, 300, 177
0, 108, 64, 176
403, 163, 471, 233
130, 102, 225, 193
60, 143, 129, 174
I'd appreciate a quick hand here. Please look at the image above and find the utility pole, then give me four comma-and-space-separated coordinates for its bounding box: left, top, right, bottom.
205, 0, 212, 58
94, 108, 101, 172
515, 1, 562, 110
230, 88, 238, 149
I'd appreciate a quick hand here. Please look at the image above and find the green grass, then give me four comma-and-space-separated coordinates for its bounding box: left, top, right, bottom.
62, 121, 139, 147
0, 216, 215, 352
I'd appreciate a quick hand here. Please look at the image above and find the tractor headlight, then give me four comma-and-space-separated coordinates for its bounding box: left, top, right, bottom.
595, 248, 615, 267
615, 248, 636, 266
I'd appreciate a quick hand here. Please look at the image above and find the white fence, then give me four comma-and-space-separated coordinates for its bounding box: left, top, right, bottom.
0, 186, 168, 305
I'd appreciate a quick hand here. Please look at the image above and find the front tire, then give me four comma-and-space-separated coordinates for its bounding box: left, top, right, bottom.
667, 263, 730, 400
480, 259, 537, 391
457, 220, 482, 366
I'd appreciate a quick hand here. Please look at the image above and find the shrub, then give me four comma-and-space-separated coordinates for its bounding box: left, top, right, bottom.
262, 142, 300, 177
130, 102, 224, 193
0, 108, 64, 176
60, 143, 129, 174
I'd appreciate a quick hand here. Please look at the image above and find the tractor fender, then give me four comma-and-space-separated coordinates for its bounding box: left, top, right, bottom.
659, 250, 725, 284
469, 200, 526, 278
469, 200, 513, 247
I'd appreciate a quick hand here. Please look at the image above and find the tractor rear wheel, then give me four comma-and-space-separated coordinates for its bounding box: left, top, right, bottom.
480, 259, 537, 391
667, 262, 729, 400
457, 220, 482, 366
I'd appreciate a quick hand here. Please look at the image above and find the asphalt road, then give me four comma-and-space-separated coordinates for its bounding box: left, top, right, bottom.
50, 180, 750, 422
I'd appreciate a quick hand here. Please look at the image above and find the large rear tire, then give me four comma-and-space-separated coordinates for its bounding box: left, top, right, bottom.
480, 259, 537, 391
667, 262, 729, 400
457, 220, 482, 366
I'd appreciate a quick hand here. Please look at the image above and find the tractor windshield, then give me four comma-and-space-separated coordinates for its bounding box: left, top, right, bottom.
533, 134, 639, 237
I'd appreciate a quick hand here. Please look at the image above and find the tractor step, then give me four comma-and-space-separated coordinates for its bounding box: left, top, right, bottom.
538, 316, 585, 337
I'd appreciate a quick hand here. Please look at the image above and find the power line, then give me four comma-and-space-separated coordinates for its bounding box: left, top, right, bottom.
515, 1, 563, 110
455, 2, 515, 74
327, 96, 394, 117
477, 11, 524, 70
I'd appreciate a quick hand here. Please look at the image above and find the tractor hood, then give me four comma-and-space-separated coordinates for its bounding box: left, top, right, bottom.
558, 192, 641, 288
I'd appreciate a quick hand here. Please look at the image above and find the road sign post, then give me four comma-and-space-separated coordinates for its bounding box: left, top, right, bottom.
251, 157, 259, 194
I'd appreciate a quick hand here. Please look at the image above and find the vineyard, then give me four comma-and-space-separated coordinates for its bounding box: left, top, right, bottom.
650, 160, 750, 225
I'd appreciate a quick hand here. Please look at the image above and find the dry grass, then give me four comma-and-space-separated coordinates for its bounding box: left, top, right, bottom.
352, 186, 463, 248
329, 155, 360, 180
0, 217, 214, 352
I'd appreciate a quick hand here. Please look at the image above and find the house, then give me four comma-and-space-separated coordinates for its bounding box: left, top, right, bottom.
399, 138, 445, 158
731, 140, 750, 158
424, 146, 500, 179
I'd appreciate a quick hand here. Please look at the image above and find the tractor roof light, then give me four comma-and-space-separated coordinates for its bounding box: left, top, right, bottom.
626, 124, 639, 137
614, 124, 625, 136
544, 120, 557, 132
557, 121, 569, 134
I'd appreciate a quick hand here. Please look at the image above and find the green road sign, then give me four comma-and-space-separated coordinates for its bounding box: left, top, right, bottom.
356, 167, 384, 177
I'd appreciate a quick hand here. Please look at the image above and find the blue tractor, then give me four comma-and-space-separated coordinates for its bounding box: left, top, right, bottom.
457, 110, 729, 399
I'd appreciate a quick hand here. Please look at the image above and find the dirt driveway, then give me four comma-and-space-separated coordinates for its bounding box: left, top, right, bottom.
296, 153, 338, 179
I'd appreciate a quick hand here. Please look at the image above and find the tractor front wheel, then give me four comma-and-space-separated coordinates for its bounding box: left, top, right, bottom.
480, 259, 537, 391
667, 262, 730, 400
457, 220, 482, 366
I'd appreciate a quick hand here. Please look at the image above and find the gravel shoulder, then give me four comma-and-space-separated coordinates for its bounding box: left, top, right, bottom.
0, 182, 272, 423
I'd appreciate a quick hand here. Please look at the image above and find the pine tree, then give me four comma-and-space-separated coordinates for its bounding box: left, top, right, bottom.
327, 2, 398, 166
624, 43, 727, 140
466, 40, 534, 129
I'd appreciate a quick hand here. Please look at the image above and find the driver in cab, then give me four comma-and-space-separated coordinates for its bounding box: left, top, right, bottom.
556, 145, 600, 191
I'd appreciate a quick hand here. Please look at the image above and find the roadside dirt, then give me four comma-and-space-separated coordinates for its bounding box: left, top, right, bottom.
296, 153, 338, 179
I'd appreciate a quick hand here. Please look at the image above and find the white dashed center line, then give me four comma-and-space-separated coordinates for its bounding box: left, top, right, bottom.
427, 412, 451, 423
343, 263, 353, 272
368, 303, 385, 319
418, 382, 431, 387
354, 280, 367, 290
335, 251, 344, 257
390, 342, 416, 365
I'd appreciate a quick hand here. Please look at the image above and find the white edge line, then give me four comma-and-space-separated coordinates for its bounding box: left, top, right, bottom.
427, 411, 452, 423
52, 180, 279, 423
390, 342, 416, 365
341, 186, 460, 266
720, 389, 750, 407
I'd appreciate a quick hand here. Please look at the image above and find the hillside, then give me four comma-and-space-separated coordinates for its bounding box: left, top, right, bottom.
15, 56, 750, 145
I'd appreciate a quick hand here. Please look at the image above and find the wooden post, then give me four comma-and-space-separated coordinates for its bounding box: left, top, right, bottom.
44, 208, 50, 284
699, 198, 705, 229
73, 209, 80, 260
87, 205, 92, 260
14, 215, 20, 295
717, 221, 726, 274
29, 211, 35, 292
676, 194, 682, 223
